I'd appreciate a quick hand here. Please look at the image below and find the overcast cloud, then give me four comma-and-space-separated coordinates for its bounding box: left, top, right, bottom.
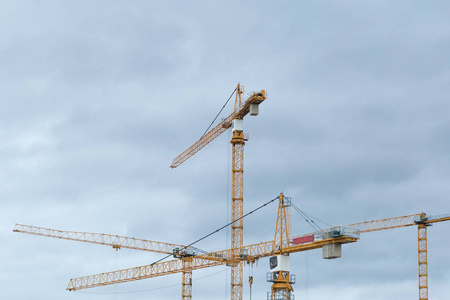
2, 1, 450, 300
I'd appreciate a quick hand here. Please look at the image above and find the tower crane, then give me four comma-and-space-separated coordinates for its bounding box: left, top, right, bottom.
14, 84, 267, 300
170, 84, 266, 300
288, 212, 450, 300
16, 194, 354, 293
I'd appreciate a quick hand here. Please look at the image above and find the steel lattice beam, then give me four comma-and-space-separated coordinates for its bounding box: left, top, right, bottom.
13, 224, 184, 254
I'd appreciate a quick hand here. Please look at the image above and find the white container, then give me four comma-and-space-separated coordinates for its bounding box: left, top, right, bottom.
232, 119, 244, 132
269, 255, 290, 272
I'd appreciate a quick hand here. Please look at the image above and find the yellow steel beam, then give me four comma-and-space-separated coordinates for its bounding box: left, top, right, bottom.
291, 214, 423, 241
66, 236, 357, 291
67, 258, 222, 291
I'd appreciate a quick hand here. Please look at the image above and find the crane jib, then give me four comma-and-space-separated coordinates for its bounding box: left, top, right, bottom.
170, 89, 266, 169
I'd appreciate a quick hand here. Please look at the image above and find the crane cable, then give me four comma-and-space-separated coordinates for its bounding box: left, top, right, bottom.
151, 195, 280, 265
291, 202, 332, 232
201, 86, 237, 138
291, 203, 321, 232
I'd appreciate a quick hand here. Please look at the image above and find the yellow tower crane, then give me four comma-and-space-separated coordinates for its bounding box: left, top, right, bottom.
170, 83, 266, 300
290, 212, 450, 300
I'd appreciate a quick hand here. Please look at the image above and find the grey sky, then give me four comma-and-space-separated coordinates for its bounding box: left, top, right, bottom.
2, 1, 450, 299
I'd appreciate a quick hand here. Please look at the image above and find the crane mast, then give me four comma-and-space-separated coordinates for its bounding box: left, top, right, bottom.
230, 84, 245, 300
418, 223, 428, 300
269, 193, 294, 300
182, 257, 194, 300
414, 213, 450, 300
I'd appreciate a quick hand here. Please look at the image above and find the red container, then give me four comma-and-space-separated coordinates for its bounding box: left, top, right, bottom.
292, 235, 314, 245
